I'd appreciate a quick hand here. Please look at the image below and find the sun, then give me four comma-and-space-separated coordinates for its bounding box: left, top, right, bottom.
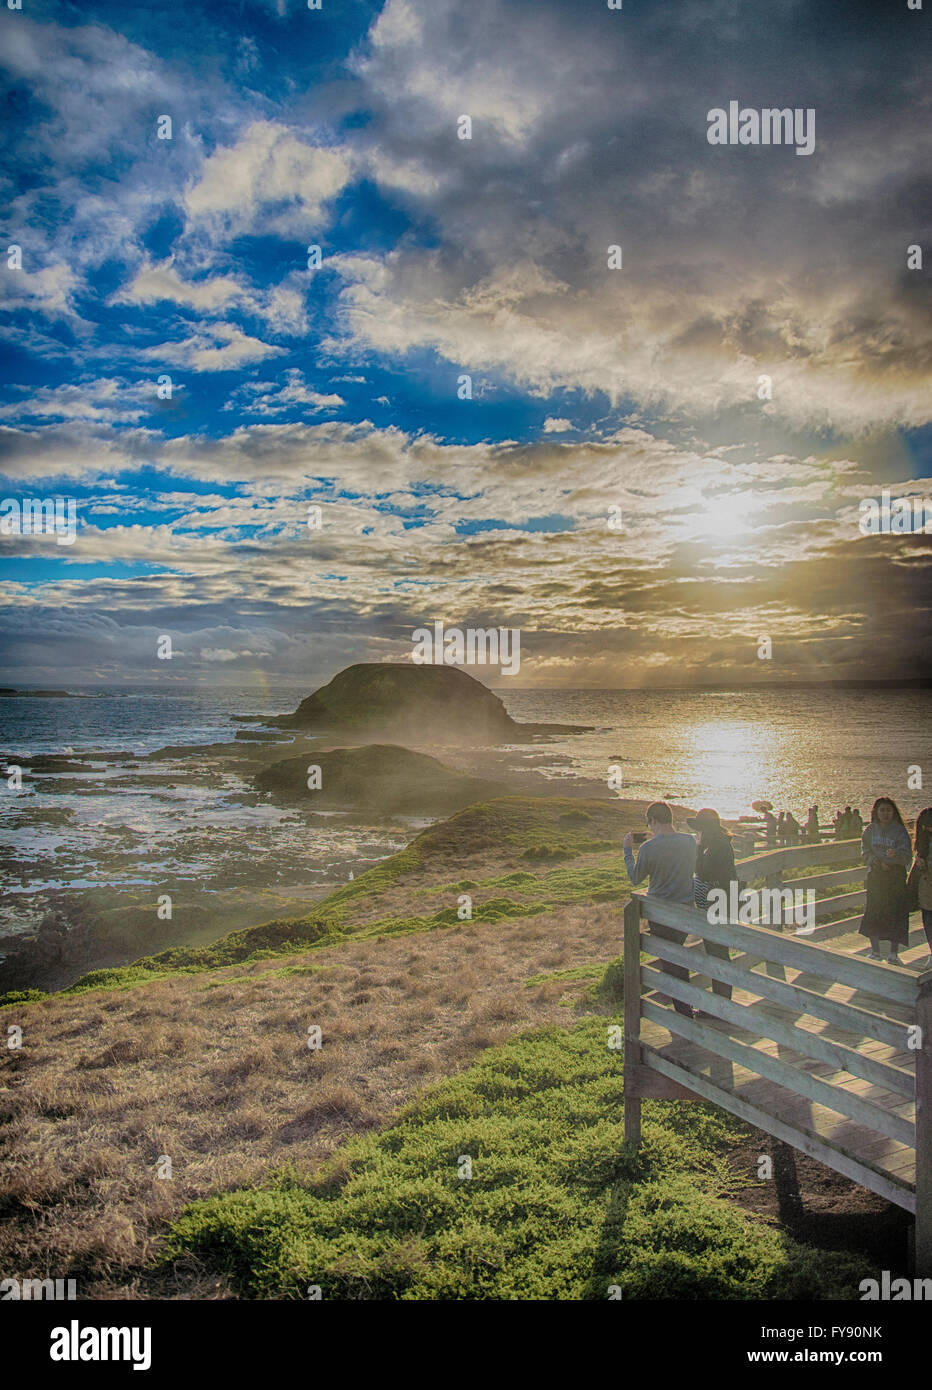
691, 491, 761, 542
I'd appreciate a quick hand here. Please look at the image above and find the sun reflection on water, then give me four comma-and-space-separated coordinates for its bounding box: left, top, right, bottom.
673, 718, 787, 815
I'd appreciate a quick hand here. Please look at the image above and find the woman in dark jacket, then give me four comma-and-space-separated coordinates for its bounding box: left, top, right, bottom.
859, 796, 912, 963
689, 807, 736, 1001
912, 807, 932, 966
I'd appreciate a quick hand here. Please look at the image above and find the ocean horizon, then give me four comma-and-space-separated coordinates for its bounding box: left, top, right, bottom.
2, 682, 929, 941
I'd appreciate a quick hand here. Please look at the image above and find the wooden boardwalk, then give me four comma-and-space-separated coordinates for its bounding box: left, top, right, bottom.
623, 839, 932, 1271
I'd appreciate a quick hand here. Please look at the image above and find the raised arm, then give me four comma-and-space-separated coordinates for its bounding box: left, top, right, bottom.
623, 842, 650, 887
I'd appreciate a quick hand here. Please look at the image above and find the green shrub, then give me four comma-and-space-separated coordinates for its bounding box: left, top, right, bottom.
521, 845, 575, 863
596, 954, 626, 1004
160, 1021, 872, 1301
0, 988, 49, 1008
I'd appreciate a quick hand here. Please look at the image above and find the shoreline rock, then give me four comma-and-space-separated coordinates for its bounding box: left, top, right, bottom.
255, 743, 506, 815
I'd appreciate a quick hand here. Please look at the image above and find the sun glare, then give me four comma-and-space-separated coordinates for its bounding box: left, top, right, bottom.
693, 492, 760, 541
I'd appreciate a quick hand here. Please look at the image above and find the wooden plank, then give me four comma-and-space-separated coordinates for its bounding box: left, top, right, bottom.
783, 866, 865, 893
645, 1033, 916, 1182
916, 979, 932, 1276
643, 931, 913, 1048
809, 915, 866, 944
625, 1061, 698, 1101
623, 897, 642, 1146
745, 889, 865, 927
640, 998, 915, 1145
640, 1044, 915, 1213
736, 841, 862, 878
813, 890, 866, 921
640, 962, 915, 1099
636, 892, 917, 1005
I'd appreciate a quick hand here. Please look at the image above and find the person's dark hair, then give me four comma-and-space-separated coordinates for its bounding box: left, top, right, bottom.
915, 807, 932, 860
645, 801, 673, 826
870, 796, 906, 828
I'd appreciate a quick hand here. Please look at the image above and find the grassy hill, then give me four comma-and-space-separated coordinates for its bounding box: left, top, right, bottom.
0, 796, 892, 1299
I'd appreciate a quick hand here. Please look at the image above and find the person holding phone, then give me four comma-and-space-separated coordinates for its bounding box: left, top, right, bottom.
859, 796, 912, 963
624, 801, 698, 1018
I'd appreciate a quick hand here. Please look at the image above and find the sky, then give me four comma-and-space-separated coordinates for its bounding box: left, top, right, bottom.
0, 0, 930, 690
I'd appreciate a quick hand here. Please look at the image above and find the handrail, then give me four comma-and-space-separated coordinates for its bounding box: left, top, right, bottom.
637, 893, 916, 1004
623, 872, 932, 1274
641, 941, 914, 1100
735, 839, 862, 877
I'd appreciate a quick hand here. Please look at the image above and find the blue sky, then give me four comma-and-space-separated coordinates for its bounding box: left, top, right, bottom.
1, 0, 930, 687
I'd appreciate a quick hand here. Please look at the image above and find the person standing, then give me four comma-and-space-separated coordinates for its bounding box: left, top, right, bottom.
688, 808, 736, 1002
912, 807, 932, 967
624, 802, 698, 1018
859, 796, 912, 963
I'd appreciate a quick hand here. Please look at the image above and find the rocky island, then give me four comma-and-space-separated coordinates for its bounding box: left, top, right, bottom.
258, 662, 592, 744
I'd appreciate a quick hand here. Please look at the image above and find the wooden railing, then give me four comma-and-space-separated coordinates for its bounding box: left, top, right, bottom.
622, 838, 932, 1275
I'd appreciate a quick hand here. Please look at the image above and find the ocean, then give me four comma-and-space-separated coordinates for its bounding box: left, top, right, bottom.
1, 683, 929, 941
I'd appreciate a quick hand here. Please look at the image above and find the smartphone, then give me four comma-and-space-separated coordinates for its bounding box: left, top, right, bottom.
631, 832, 649, 845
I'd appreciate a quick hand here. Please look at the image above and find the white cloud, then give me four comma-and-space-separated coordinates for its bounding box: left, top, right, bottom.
1, 262, 81, 319
115, 259, 243, 312
224, 370, 344, 416
141, 323, 285, 372
185, 121, 351, 239
543, 417, 572, 433
0, 379, 160, 426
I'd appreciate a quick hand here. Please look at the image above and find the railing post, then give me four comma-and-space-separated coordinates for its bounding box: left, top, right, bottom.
915, 973, 932, 1277
623, 896, 643, 1148
764, 861, 786, 976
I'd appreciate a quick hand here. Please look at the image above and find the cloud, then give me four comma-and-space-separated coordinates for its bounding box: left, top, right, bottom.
140, 323, 285, 372
223, 370, 345, 416
114, 260, 244, 312
184, 121, 351, 240
1, 262, 82, 320
0, 424, 158, 480
201, 647, 246, 662
0, 379, 161, 426
2, 1, 930, 687
327, 0, 932, 435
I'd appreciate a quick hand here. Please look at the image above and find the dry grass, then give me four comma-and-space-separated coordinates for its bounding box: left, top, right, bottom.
0, 904, 621, 1297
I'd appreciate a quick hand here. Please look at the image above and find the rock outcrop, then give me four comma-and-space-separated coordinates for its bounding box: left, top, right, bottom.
256, 743, 503, 815
265, 662, 587, 745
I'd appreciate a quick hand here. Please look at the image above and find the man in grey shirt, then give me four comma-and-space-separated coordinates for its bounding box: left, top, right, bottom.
624, 800, 698, 1018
